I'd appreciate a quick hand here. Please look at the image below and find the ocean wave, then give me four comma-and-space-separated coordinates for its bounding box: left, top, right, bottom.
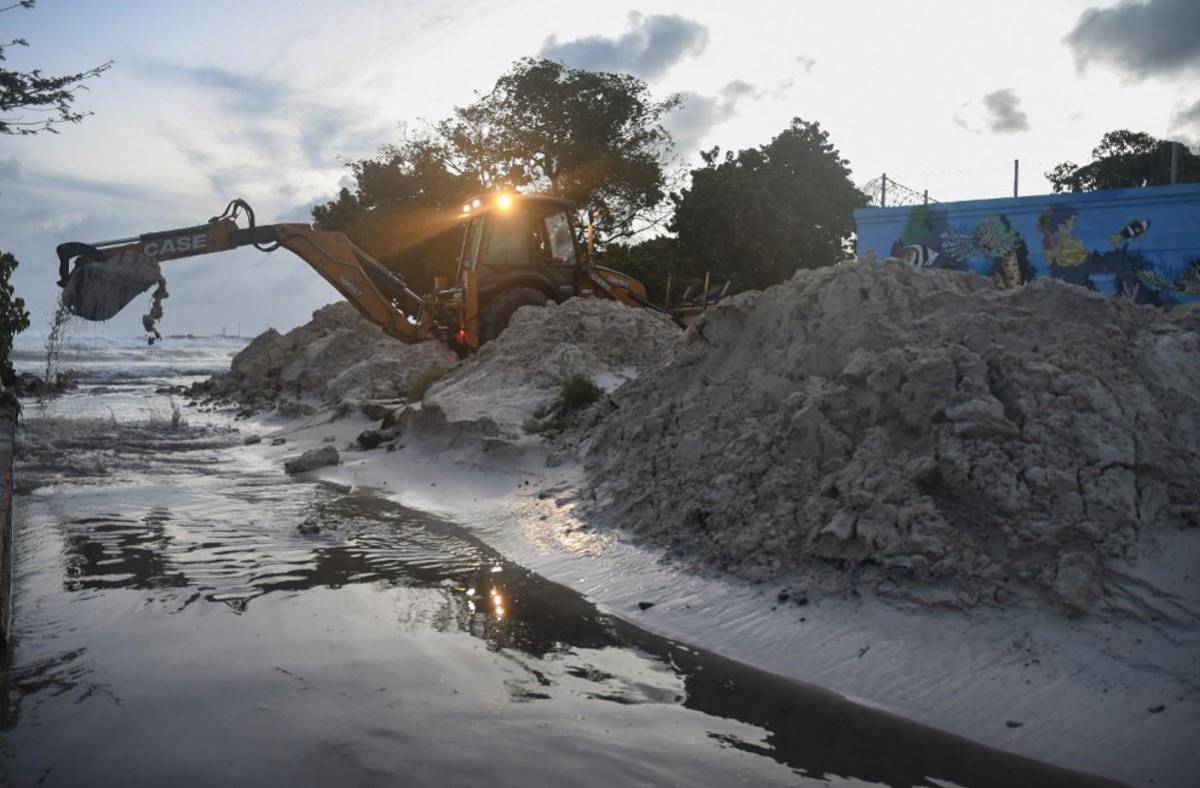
12, 333, 247, 382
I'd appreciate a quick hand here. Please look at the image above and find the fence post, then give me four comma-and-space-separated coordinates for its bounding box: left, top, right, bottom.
881, 173, 887, 208
923, 189, 928, 205
1013, 159, 1019, 198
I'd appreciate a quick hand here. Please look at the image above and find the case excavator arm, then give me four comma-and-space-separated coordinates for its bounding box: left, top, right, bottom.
56, 199, 432, 343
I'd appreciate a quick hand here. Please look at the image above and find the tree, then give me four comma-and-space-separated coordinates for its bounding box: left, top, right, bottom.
439, 58, 678, 239
0, 251, 30, 386
1, 1, 111, 135
313, 58, 678, 291
1045, 130, 1200, 193
312, 135, 478, 293
598, 236, 705, 306
670, 118, 867, 291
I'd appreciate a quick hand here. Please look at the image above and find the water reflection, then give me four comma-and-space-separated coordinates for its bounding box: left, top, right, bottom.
4, 417, 1121, 787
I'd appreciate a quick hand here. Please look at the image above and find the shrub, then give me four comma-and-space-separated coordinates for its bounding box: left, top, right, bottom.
558, 374, 602, 413
0, 251, 30, 387
406, 366, 447, 402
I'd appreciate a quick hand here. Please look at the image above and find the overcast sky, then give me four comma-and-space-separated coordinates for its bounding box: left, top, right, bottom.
2, 0, 1198, 338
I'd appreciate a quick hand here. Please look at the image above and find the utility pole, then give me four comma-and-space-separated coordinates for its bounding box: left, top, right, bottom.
1013, 159, 1020, 198
881, 173, 887, 208
1170, 141, 1180, 185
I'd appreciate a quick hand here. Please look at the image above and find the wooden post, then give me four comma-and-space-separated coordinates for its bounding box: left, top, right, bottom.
881, 173, 888, 208
923, 189, 928, 205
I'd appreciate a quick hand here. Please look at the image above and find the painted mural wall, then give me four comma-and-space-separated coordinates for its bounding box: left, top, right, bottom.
853, 182, 1200, 309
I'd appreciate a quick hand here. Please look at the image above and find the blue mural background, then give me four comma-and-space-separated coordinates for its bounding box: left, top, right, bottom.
853, 182, 1200, 308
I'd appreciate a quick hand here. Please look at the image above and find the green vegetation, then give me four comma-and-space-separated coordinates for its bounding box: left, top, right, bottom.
1045, 130, 1200, 193
406, 366, 447, 402
558, 374, 602, 413
669, 118, 867, 292
1, 1, 111, 136
597, 236, 705, 306
0, 251, 30, 387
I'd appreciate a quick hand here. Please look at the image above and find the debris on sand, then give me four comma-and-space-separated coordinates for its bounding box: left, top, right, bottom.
582, 262, 1200, 616
195, 302, 454, 415
142, 277, 169, 343
284, 445, 339, 474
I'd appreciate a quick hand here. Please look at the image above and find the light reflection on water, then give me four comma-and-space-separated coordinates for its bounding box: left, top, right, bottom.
1, 392, 1120, 787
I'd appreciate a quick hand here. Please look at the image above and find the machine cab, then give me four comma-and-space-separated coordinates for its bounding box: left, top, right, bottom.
457, 193, 582, 301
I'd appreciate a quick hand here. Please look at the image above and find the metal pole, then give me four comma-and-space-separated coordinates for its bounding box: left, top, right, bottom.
1013, 159, 1019, 198
1170, 141, 1180, 184
881, 173, 887, 208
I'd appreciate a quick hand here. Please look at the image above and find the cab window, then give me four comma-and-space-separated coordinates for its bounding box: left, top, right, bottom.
482, 212, 530, 268
462, 217, 484, 270
544, 212, 577, 265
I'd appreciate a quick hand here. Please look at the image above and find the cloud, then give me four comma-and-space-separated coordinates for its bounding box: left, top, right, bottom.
0, 156, 20, 180
1170, 98, 1200, 145
539, 12, 708, 79
981, 89, 1029, 133
38, 171, 165, 202
1171, 98, 1200, 129
666, 81, 760, 155
132, 57, 391, 203
954, 90, 1029, 134
420, 12, 455, 31
952, 114, 980, 134
135, 61, 289, 116
1065, 0, 1200, 81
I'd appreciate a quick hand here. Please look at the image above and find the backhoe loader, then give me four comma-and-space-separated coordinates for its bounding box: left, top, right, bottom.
55, 193, 661, 355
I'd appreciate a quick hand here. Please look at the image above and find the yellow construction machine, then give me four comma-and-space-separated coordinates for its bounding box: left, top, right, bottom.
56, 193, 666, 355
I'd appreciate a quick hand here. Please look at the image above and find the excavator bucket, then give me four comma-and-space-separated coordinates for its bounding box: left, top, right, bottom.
58, 244, 164, 322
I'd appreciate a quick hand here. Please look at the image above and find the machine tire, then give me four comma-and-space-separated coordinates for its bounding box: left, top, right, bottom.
480, 287, 548, 342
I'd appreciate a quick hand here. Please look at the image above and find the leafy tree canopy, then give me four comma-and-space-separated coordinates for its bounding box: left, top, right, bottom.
669, 118, 867, 291
1045, 130, 1200, 193
1, 0, 111, 135
313, 58, 678, 292
598, 236, 705, 307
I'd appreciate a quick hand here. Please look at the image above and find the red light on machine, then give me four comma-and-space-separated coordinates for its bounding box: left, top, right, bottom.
457, 328, 467, 342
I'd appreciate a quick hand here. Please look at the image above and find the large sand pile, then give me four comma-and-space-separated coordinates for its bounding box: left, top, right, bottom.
195, 302, 453, 413
581, 262, 1200, 615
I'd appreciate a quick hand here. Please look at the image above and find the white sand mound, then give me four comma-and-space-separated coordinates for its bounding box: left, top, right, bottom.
419, 298, 678, 438
582, 262, 1200, 616
198, 302, 454, 412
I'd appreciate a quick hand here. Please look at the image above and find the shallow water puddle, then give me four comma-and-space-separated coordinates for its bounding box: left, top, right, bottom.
2, 372, 1119, 786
